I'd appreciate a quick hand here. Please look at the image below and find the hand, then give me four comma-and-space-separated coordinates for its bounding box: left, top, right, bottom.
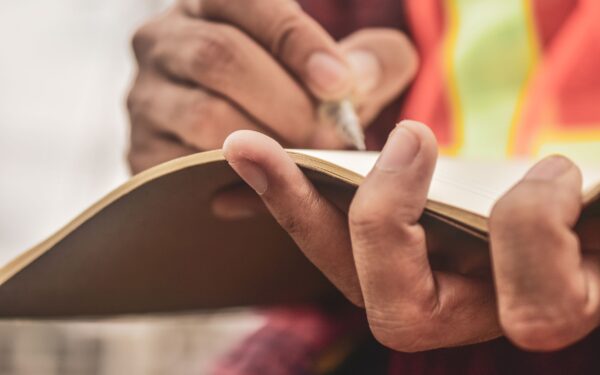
222, 123, 600, 352
489, 156, 600, 350
127, 0, 418, 173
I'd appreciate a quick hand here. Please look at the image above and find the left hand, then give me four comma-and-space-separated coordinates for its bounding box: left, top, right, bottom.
221, 122, 600, 352
127, 0, 417, 173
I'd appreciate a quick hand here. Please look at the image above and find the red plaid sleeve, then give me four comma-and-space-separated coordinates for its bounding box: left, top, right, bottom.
210, 306, 365, 375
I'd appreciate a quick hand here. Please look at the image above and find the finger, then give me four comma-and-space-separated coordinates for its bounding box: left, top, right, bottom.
350, 121, 438, 308
349, 120, 500, 351
222, 130, 363, 306
211, 180, 353, 221
490, 156, 600, 351
128, 73, 270, 151
150, 18, 344, 148
211, 185, 267, 220
183, 0, 353, 100
340, 29, 418, 126
128, 119, 197, 174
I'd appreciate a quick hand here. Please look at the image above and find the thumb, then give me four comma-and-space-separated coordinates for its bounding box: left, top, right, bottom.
340, 28, 419, 126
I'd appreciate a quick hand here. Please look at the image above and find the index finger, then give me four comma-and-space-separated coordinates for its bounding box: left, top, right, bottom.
222, 130, 363, 306
182, 0, 353, 99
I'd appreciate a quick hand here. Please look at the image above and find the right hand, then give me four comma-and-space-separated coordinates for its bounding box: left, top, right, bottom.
222, 127, 600, 352
127, 0, 418, 173
221, 125, 500, 351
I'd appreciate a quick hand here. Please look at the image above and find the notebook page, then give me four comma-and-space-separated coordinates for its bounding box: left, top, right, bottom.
296, 150, 600, 218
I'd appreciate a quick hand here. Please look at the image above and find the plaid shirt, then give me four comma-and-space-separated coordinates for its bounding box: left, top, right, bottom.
211, 305, 367, 375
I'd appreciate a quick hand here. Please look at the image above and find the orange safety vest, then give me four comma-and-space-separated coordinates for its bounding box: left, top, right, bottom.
402, 0, 600, 163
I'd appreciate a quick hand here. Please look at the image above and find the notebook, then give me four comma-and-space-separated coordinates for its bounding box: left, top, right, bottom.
1, 150, 598, 317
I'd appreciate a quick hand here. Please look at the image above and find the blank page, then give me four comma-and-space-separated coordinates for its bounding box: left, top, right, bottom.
297, 150, 600, 218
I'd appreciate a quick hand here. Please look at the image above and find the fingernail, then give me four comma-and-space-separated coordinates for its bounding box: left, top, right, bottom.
346, 50, 380, 95
376, 122, 421, 171
525, 155, 573, 181
306, 52, 350, 95
228, 159, 268, 195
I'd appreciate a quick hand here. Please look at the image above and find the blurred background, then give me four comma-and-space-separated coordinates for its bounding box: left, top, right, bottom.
0, 1, 261, 373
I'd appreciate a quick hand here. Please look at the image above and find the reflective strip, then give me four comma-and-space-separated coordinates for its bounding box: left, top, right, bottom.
534, 126, 600, 164
443, 0, 538, 158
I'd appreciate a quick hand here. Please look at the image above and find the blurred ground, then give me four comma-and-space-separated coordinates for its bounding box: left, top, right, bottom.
0, 1, 261, 373
0, 313, 264, 375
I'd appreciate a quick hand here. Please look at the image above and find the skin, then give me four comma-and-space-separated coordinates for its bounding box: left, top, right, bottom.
127, 0, 418, 173
222, 124, 600, 353
128, 0, 600, 354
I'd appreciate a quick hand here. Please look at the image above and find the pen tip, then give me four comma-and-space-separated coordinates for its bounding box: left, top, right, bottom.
319, 99, 367, 151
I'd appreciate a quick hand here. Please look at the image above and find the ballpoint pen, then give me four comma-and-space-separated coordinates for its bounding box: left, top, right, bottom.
320, 99, 366, 151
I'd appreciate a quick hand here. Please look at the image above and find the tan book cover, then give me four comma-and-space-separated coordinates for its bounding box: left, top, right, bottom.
0, 150, 598, 318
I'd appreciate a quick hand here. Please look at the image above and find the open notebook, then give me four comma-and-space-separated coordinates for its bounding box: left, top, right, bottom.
1, 150, 599, 318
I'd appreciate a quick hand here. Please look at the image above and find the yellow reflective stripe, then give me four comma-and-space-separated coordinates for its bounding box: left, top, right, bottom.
441, 0, 464, 156
506, 0, 540, 156
444, 0, 538, 158
534, 126, 600, 163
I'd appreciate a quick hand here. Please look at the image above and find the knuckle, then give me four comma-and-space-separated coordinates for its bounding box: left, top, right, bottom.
348, 201, 380, 234
190, 26, 238, 83
348, 206, 388, 245
268, 5, 307, 57
349, 188, 388, 233
366, 295, 440, 352
131, 21, 159, 61
367, 314, 433, 352
490, 183, 557, 233
181, 94, 225, 147
126, 85, 150, 123
500, 310, 581, 351
349, 197, 424, 249
499, 290, 591, 351
186, 92, 212, 123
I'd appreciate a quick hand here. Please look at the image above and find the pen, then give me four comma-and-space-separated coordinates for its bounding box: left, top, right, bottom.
320, 99, 366, 151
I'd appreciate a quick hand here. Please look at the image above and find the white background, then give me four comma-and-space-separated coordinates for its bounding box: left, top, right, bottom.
0, 2, 262, 374
0, 0, 172, 264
